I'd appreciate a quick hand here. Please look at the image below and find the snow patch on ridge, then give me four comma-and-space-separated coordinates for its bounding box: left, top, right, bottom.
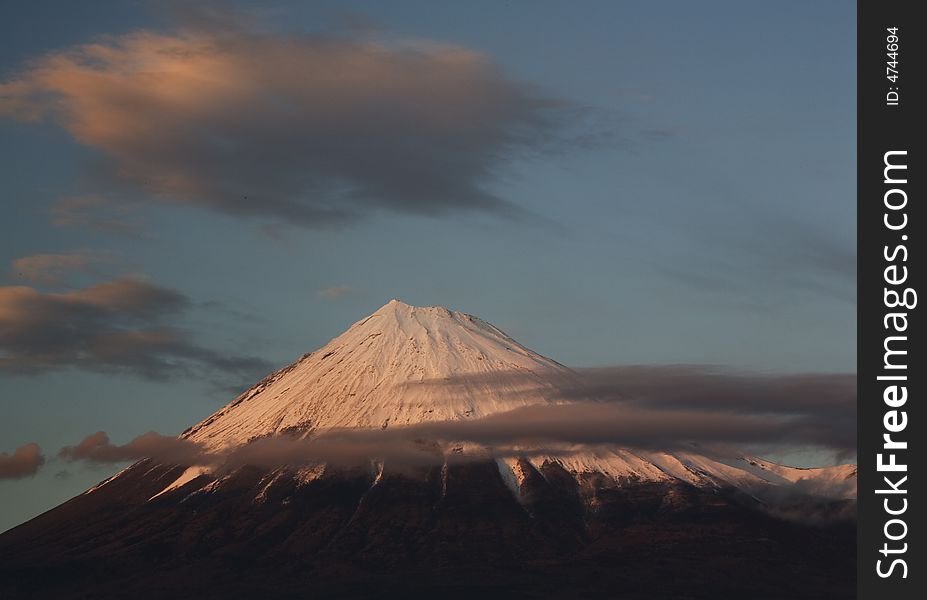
149, 466, 210, 501
495, 458, 522, 498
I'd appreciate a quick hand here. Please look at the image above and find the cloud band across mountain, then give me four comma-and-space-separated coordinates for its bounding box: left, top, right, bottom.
56, 365, 855, 471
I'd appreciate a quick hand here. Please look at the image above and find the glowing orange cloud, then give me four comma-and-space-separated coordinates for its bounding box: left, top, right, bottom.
0, 18, 559, 226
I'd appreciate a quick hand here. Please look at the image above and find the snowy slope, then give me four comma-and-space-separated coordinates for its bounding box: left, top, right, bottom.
183, 300, 568, 450
142, 300, 855, 501
495, 451, 856, 500
3, 302, 857, 600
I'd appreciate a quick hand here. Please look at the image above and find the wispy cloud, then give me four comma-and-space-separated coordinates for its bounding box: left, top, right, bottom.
317, 285, 354, 300
10, 251, 114, 286
47, 195, 147, 238
654, 210, 856, 305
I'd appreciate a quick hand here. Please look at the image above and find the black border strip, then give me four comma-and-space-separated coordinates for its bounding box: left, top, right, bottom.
858, 1, 922, 597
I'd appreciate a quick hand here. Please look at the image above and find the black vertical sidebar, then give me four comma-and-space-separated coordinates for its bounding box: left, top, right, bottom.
858, 0, 922, 598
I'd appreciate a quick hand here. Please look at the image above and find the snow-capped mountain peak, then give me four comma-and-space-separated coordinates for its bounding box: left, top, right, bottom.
172, 300, 854, 502
183, 300, 567, 450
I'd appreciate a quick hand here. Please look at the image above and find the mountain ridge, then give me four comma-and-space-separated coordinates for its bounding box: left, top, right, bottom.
166, 300, 856, 504
182, 299, 569, 449
0, 299, 857, 599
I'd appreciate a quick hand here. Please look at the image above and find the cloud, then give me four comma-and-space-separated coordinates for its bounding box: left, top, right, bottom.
0, 14, 565, 227
57, 395, 851, 475
52, 365, 855, 516
59, 431, 205, 465
57, 427, 442, 470
48, 195, 146, 238
657, 212, 856, 305
406, 366, 857, 455
60, 364, 855, 470
0, 277, 271, 380
10, 251, 113, 285
223, 434, 444, 470
554, 366, 854, 416
317, 285, 353, 300
389, 403, 842, 452
0, 443, 45, 479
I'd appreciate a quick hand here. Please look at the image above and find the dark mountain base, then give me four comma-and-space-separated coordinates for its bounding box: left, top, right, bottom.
0, 459, 855, 600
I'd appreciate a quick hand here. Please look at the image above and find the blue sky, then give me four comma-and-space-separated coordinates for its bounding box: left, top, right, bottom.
0, 1, 855, 532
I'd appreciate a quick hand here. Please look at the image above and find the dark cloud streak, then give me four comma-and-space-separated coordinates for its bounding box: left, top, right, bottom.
405, 366, 857, 455
59, 365, 855, 469
58, 431, 205, 465
0, 277, 272, 381
54, 366, 855, 475
657, 210, 856, 305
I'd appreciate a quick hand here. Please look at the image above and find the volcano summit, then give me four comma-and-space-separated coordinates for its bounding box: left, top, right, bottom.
0, 301, 855, 599
184, 299, 570, 449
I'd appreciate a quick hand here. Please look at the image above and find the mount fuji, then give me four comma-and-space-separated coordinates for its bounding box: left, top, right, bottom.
0, 300, 856, 599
